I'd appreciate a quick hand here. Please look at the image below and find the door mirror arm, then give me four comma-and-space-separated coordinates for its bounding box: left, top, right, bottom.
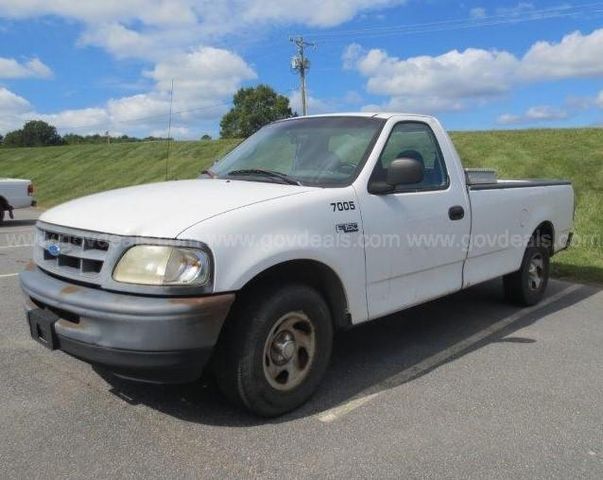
368, 181, 395, 195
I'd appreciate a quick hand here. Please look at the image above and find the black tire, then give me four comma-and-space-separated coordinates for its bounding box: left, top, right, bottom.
503, 245, 550, 306
214, 284, 333, 417
0, 208, 5, 226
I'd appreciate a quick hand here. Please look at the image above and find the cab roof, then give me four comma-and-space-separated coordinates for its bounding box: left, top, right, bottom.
280, 112, 436, 121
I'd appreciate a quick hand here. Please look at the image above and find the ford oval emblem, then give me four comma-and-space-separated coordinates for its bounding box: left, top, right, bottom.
47, 243, 61, 257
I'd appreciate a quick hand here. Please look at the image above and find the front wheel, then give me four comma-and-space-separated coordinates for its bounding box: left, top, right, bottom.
503, 245, 550, 306
214, 284, 333, 417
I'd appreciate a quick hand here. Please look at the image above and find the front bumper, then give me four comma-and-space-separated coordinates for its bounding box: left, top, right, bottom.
20, 267, 235, 383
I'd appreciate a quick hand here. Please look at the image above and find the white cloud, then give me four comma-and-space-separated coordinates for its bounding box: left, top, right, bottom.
0, 1, 198, 26
469, 7, 486, 19
362, 96, 465, 115
520, 29, 603, 80
345, 28, 603, 113
0, 87, 34, 133
78, 23, 158, 60
240, 0, 405, 27
0, 87, 32, 113
565, 95, 595, 111
0, 46, 256, 138
525, 105, 567, 120
0, 87, 112, 135
496, 114, 522, 125
496, 2, 535, 17
343, 43, 518, 112
0, 1, 407, 135
469, 2, 535, 19
347, 45, 519, 98
0, 0, 402, 27
100, 46, 257, 128
597, 91, 603, 109
150, 126, 190, 138
147, 47, 256, 99
288, 90, 335, 115
36, 108, 110, 130
497, 105, 568, 125
0, 0, 407, 61
106, 94, 171, 123
0, 57, 52, 79
343, 90, 364, 104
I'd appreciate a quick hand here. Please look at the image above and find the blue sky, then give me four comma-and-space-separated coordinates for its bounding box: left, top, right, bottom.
1, 0, 602, 138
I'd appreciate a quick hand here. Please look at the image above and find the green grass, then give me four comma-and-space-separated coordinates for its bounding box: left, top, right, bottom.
452, 128, 603, 285
0, 140, 240, 207
1, 129, 601, 284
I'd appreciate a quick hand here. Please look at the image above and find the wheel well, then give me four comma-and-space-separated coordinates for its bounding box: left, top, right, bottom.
238, 260, 352, 331
531, 221, 555, 256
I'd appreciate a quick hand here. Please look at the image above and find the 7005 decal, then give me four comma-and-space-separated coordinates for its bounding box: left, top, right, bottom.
330, 201, 356, 212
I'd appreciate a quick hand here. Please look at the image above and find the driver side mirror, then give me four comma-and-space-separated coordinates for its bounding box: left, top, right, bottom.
369, 157, 425, 194
387, 158, 424, 186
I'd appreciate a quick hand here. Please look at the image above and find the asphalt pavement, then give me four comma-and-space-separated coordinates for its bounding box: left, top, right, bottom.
1, 208, 602, 479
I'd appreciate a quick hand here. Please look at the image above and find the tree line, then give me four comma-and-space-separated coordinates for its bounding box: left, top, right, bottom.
0, 121, 171, 148
1, 84, 295, 148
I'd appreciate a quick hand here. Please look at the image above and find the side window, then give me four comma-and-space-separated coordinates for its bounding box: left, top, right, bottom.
372, 122, 448, 190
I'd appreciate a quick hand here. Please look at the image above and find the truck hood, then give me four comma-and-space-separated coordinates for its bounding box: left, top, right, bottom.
40, 179, 312, 238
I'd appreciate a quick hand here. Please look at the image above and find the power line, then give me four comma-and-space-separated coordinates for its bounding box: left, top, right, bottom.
289, 36, 315, 116
43, 100, 233, 133
295, 2, 603, 43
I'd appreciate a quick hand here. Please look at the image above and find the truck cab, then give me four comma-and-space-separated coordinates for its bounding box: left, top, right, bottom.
20, 113, 574, 416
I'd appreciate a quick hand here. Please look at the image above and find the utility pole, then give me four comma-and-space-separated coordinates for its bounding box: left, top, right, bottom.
289, 36, 315, 116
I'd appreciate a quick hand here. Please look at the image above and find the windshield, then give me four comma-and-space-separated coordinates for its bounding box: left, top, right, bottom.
209, 116, 385, 187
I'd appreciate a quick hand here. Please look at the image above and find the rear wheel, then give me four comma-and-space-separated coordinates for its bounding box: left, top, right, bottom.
215, 284, 333, 417
0, 208, 5, 225
504, 245, 550, 306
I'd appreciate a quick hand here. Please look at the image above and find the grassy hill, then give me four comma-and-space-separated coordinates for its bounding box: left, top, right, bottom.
1, 129, 601, 284
0, 139, 241, 206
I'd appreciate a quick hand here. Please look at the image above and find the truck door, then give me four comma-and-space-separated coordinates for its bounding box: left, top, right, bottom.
357, 121, 470, 320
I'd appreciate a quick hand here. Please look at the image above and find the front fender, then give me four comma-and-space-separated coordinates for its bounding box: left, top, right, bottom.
178, 187, 370, 324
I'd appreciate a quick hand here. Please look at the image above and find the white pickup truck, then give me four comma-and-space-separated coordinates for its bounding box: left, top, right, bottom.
20, 114, 574, 416
0, 178, 36, 224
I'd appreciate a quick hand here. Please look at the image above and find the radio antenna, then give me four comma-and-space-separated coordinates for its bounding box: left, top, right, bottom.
165, 79, 174, 181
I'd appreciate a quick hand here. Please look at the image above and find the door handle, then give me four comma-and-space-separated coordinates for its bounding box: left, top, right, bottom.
449, 205, 465, 221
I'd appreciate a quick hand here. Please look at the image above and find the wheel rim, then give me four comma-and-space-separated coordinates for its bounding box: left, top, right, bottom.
262, 311, 316, 391
527, 253, 544, 291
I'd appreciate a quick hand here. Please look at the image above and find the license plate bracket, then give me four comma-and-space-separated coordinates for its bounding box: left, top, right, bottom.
27, 308, 59, 350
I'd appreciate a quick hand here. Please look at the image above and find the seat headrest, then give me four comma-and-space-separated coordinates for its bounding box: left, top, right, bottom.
396, 149, 424, 165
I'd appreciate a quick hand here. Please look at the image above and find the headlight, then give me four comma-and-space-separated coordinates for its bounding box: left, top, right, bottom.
113, 246, 210, 286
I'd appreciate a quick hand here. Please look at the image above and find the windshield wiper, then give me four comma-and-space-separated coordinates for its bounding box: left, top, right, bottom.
227, 169, 302, 186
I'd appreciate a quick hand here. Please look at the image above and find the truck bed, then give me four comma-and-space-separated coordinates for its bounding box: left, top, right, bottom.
464, 180, 574, 288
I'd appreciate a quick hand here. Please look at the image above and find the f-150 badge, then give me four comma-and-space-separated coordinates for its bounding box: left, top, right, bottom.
336, 223, 359, 233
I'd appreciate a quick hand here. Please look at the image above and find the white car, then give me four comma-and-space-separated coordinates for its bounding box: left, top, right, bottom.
20, 113, 574, 416
0, 178, 36, 224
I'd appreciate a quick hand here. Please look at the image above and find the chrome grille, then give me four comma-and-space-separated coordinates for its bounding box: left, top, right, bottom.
35, 224, 113, 284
